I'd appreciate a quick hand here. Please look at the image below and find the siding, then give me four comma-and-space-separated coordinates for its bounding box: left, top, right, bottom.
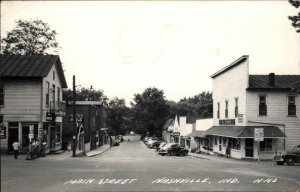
246, 91, 300, 151
212, 57, 249, 126
2, 79, 41, 116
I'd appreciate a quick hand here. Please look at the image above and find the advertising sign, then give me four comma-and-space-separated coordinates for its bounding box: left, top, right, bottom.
254, 128, 264, 141
68, 114, 84, 123
0, 124, 6, 139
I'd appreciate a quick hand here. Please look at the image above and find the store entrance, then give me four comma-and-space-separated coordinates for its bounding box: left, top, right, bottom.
8, 128, 18, 152
245, 138, 254, 157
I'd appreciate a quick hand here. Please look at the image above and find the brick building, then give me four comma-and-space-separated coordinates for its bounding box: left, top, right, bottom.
206, 55, 299, 160
62, 101, 108, 153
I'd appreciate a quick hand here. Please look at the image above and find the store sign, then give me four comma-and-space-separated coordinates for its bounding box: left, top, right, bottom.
237, 114, 243, 123
172, 132, 180, 136
219, 119, 235, 125
254, 128, 264, 141
68, 114, 84, 123
46, 112, 56, 121
0, 124, 6, 139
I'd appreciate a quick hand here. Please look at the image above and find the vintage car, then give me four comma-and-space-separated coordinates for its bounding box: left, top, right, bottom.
274, 145, 300, 165
158, 143, 189, 156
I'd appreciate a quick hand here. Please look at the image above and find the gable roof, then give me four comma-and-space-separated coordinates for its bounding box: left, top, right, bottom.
248, 75, 300, 91
162, 118, 174, 130
210, 55, 248, 78
0, 54, 67, 88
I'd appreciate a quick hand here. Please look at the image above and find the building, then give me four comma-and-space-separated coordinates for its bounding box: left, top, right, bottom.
62, 101, 108, 153
206, 55, 299, 160
0, 55, 67, 153
162, 118, 174, 142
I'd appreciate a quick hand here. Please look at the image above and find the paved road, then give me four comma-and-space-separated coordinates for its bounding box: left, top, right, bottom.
1, 141, 300, 192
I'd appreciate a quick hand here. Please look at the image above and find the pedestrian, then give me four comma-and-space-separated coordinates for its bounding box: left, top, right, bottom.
26, 142, 34, 160
12, 140, 20, 159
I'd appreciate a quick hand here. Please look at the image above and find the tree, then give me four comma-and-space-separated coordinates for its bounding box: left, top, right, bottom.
288, 0, 300, 33
1, 19, 59, 55
63, 86, 108, 105
106, 97, 131, 135
131, 87, 170, 137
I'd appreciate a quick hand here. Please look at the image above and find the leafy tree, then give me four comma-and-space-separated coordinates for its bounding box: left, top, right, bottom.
1, 19, 59, 54
131, 87, 170, 137
288, 0, 300, 33
63, 86, 108, 105
106, 97, 131, 135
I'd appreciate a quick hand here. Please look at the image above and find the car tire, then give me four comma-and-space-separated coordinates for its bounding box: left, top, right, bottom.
168, 151, 174, 156
286, 157, 295, 166
161, 154, 165, 156
276, 161, 284, 165
184, 152, 188, 156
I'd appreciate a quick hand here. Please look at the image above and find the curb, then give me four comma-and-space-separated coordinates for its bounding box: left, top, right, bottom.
86, 146, 111, 157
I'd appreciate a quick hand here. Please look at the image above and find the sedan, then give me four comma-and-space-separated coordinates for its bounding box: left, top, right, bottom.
158, 143, 189, 156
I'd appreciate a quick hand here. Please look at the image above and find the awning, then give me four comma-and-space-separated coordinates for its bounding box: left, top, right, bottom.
205, 126, 286, 138
181, 135, 191, 139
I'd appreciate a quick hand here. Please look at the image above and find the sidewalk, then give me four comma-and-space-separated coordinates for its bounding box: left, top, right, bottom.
85, 144, 111, 157
188, 152, 275, 166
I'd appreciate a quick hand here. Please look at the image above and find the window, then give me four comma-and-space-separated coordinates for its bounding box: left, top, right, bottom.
222, 137, 227, 147
225, 101, 228, 118
56, 123, 61, 143
235, 98, 239, 117
57, 87, 61, 102
214, 137, 218, 145
229, 138, 240, 150
288, 96, 296, 116
217, 103, 220, 119
0, 80, 4, 106
259, 96, 267, 115
53, 71, 55, 80
46, 82, 50, 106
219, 137, 222, 151
260, 139, 272, 151
52, 85, 55, 102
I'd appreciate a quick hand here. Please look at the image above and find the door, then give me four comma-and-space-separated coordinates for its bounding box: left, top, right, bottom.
245, 138, 254, 157
50, 124, 56, 148
8, 128, 18, 152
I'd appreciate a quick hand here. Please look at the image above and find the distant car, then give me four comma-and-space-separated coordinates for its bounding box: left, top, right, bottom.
145, 138, 159, 146
274, 145, 300, 165
158, 143, 189, 156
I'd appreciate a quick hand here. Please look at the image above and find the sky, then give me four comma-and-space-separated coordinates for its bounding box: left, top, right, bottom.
1, 1, 300, 105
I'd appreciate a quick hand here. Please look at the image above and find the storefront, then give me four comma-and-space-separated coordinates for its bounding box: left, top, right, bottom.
204, 126, 286, 159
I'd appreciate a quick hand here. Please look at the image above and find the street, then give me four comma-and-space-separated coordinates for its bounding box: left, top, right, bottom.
1, 140, 300, 192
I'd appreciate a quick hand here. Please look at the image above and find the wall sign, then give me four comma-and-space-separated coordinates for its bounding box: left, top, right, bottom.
68, 114, 84, 123
219, 119, 235, 125
46, 112, 56, 121
0, 124, 6, 139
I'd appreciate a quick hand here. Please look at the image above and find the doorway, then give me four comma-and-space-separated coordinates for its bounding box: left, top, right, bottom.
245, 138, 254, 157
8, 128, 18, 152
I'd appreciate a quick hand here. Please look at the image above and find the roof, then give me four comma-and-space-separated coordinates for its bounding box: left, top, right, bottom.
162, 119, 174, 130
248, 75, 300, 91
210, 55, 248, 78
0, 54, 67, 88
189, 130, 207, 138
205, 126, 286, 138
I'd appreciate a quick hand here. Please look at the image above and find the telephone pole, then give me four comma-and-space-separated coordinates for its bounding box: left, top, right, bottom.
72, 75, 76, 157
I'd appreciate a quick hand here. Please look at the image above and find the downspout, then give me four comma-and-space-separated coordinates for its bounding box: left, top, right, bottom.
247, 121, 286, 150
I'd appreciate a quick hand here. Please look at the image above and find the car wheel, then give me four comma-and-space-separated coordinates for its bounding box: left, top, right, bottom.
168, 151, 174, 156
276, 161, 284, 165
286, 157, 295, 166
161, 154, 165, 156
184, 151, 188, 156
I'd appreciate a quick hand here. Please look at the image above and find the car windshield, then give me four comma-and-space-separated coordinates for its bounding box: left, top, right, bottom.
162, 143, 178, 149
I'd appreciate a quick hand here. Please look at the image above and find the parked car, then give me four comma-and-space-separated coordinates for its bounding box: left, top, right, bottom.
143, 137, 152, 143
274, 145, 300, 165
145, 138, 159, 146
156, 142, 167, 151
148, 141, 161, 149
158, 143, 189, 156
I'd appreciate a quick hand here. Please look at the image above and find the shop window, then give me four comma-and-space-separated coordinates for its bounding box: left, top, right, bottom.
231, 138, 241, 150
0, 80, 4, 106
260, 139, 272, 151
288, 96, 296, 116
56, 124, 61, 143
214, 137, 218, 145
222, 137, 227, 147
21, 124, 38, 147
259, 96, 267, 115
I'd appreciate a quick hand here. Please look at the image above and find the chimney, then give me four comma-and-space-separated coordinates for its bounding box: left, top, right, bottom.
269, 73, 275, 86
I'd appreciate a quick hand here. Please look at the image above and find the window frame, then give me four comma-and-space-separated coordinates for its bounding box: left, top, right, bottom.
260, 138, 272, 151
217, 102, 220, 119
259, 95, 267, 116
287, 96, 296, 116
225, 100, 228, 118
235, 98, 239, 117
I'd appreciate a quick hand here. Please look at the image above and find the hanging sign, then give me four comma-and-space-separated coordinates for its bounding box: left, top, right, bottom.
254, 128, 264, 141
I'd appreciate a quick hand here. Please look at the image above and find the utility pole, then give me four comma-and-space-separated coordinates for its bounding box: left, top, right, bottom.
72, 75, 76, 157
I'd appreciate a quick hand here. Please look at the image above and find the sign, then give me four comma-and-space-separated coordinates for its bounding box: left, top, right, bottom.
46, 112, 56, 121
0, 124, 6, 139
68, 114, 84, 123
29, 133, 34, 139
219, 119, 235, 125
254, 128, 264, 141
172, 132, 180, 136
